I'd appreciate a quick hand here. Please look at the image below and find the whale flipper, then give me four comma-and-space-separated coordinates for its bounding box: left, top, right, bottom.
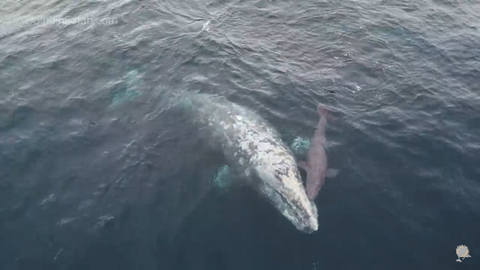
212, 165, 231, 189
212, 165, 246, 191
290, 137, 310, 155
325, 168, 339, 178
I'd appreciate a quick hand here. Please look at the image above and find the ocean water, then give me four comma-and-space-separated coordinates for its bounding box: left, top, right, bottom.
1, 0, 479, 269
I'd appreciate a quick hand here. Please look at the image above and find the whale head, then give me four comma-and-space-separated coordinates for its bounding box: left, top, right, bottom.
251, 155, 319, 233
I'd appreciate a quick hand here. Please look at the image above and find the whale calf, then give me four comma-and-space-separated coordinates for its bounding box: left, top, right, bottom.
298, 104, 338, 200
178, 93, 318, 233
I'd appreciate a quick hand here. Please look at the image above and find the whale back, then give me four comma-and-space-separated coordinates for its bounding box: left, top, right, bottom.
177, 93, 318, 233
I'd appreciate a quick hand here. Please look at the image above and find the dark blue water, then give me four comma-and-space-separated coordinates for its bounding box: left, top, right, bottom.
1, 0, 479, 269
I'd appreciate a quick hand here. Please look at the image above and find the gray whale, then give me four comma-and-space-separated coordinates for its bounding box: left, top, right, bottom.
177, 93, 318, 233
298, 104, 338, 200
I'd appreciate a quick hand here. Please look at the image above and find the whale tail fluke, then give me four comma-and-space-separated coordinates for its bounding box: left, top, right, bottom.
317, 104, 336, 122
317, 104, 328, 116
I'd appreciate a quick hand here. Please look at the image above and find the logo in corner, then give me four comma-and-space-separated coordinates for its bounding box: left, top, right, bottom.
456, 245, 471, 262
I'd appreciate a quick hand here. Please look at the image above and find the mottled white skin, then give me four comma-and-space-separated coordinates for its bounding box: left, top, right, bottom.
183, 94, 318, 233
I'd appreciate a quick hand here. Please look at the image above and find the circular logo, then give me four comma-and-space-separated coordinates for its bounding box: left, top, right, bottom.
456, 245, 471, 262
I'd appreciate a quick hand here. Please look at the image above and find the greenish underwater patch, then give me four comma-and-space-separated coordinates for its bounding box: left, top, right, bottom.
290, 136, 310, 156
212, 165, 232, 190
110, 70, 143, 107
